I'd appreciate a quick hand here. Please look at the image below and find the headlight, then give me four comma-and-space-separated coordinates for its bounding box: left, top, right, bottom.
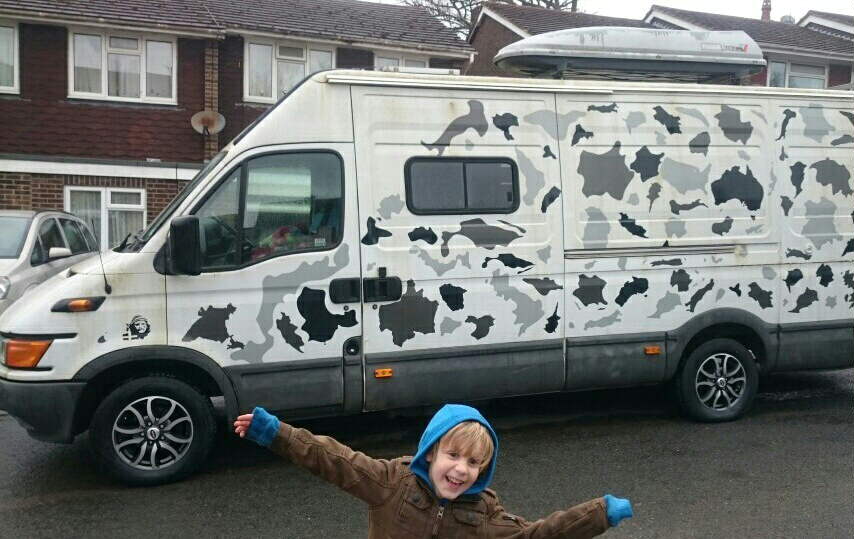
0, 276, 10, 300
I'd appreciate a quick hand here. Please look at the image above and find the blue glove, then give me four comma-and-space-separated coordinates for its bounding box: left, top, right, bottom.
246, 406, 281, 447
603, 494, 633, 527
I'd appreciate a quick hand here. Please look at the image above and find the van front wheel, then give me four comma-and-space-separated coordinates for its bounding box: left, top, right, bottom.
89, 376, 216, 486
676, 338, 758, 422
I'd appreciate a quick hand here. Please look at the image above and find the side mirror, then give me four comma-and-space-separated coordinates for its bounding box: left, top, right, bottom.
168, 216, 201, 276
48, 247, 72, 260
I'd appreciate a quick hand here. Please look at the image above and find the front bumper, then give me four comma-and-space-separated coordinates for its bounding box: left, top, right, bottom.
0, 377, 86, 443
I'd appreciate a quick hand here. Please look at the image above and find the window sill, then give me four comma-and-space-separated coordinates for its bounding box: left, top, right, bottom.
65, 97, 182, 111
67, 93, 178, 107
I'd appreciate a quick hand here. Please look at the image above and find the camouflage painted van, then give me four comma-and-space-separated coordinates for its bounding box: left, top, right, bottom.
1, 68, 852, 485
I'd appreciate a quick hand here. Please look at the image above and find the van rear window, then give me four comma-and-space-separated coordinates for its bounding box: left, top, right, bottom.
405, 158, 518, 214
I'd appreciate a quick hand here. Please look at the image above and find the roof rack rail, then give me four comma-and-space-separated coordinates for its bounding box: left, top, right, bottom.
376, 66, 460, 76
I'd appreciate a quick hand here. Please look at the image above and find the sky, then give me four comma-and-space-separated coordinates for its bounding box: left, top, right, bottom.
368, 1, 854, 22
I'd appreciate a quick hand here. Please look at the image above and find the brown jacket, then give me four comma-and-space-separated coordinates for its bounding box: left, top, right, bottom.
270, 423, 610, 538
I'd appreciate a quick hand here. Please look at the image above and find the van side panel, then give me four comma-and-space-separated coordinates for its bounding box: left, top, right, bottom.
558, 93, 779, 385
351, 87, 566, 410
775, 99, 854, 370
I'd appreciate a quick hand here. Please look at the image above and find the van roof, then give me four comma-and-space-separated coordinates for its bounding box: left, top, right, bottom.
318, 69, 854, 99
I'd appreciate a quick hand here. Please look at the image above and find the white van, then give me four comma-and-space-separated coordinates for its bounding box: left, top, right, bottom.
1, 68, 852, 485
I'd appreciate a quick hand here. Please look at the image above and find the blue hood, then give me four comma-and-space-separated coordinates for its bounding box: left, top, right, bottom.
410, 404, 499, 497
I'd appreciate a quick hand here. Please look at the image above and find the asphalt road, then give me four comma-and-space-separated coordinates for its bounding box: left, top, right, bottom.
1, 369, 852, 538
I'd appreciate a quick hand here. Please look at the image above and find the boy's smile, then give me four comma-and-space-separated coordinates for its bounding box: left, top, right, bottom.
426, 446, 483, 500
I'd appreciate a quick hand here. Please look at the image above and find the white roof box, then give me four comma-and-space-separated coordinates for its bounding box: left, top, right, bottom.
494, 27, 766, 82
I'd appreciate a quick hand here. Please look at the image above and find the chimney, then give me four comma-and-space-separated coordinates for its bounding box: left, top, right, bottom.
761, 0, 771, 21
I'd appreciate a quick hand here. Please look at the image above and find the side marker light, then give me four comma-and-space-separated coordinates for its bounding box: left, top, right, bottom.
374, 368, 393, 379
5, 339, 52, 368
644, 345, 662, 356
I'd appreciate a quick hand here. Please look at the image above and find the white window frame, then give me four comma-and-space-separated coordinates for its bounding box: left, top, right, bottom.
766, 59, 828, 89
67, 27, 178, 105
243, 38, 335, 104
374, 53, 429, 70
64, 186, 147, 250
0, 19, 19, 94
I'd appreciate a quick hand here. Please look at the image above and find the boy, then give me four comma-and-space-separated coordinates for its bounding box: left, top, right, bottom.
233, 403, 632, 538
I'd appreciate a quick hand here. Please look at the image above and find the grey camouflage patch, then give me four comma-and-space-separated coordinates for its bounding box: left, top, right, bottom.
440, 317, 461, 336
491, 271, 543, 335
675, 106, 709, 127
665, 218, 687, 238
377, 194, 404, 220
410, 246, 471, 277
802, 197, 839, 249
715, 105, 753, 144
660, 158, 711, 194
651, 292, 681, 318
624, 111, 646, 133
582, 207, 611, 248
797, 104, 832, 143
578, 142, 635, 200
422, 100, 488, 156
517, 149, 546, 205
584, 310, 622, 330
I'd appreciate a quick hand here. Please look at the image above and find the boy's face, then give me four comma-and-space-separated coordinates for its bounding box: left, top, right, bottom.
425, 442, 484, 500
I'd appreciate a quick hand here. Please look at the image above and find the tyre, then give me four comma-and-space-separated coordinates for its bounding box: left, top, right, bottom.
89, 376, 216, 486
675, 338, 759, 422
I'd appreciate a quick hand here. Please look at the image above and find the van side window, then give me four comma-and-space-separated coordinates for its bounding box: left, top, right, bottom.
196, 169, 242, 270
60, 219, 89, 254
243, 152, 343, 263
194, 152, 343, 270
405, 158, 518, 214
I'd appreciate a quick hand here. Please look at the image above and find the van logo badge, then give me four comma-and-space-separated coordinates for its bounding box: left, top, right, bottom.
123, 315, 151, 341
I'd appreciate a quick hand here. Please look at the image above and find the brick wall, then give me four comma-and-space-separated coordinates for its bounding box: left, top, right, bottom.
466, 17, 523, 76
218, 35, 268, 147
0, 23, 207, 164
0, 171, 184, 225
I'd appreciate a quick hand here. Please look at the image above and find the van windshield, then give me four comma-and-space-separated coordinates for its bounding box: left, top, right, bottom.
130, 151, 228, 250
0, 217, 31, 258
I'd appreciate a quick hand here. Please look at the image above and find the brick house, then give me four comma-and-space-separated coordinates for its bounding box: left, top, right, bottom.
0, 0, 472, 249
466, 1, 649, 77
644, 5, 853, 89
467, 1, 853, 90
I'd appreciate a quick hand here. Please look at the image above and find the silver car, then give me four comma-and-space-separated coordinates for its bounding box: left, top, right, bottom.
0, 210, 99, 316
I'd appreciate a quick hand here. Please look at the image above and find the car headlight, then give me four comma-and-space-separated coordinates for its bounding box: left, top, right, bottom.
0, 276, 10, 300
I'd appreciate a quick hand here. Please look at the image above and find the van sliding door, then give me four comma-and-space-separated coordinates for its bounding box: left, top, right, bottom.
351, 86, 566, 411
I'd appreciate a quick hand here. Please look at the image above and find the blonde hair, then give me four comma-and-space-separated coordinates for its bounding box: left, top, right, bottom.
432, 421, 494, 472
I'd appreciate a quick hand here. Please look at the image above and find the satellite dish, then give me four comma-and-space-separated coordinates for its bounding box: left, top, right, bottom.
191, 110, 226, 136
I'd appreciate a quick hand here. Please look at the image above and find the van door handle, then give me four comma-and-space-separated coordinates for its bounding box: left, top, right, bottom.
363, 275, 402, 303
329, 278, 361, 304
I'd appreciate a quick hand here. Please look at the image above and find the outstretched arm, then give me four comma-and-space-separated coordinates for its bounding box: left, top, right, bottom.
488, 494, 631, 538
234, 408, 401, 508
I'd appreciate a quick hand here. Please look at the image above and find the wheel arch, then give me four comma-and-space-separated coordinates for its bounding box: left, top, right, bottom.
667, 308, 778, 379
71, 346, 239, 436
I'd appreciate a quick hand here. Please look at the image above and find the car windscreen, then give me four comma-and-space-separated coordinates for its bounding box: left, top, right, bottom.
0, 216, 32, 258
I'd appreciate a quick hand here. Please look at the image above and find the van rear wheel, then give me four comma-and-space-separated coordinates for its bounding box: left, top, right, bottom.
675, 338, 758, 422
89, 376, 216, 486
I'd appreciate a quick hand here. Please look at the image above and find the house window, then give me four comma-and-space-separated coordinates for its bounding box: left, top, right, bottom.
65, 187, 147, 250
374, 54, 428, 70
69, 29, 176, 104
0, 20, 18, 93
244, 39, 334, 103
767, 60, 826, 89
788, 63, 826, 89
405, 158, 518, 215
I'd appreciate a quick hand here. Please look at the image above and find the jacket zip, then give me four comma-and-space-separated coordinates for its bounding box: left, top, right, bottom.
431, 506, 445, 537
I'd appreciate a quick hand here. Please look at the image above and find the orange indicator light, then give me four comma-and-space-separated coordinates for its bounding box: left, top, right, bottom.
374, 368, 393, 379
5, 339, 52, 368
644, 345, 661, 356
68, 299, 94, 312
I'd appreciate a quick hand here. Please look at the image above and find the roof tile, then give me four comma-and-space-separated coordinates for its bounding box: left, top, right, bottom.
650, 5, 853, 55
483, 1, 651, 35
